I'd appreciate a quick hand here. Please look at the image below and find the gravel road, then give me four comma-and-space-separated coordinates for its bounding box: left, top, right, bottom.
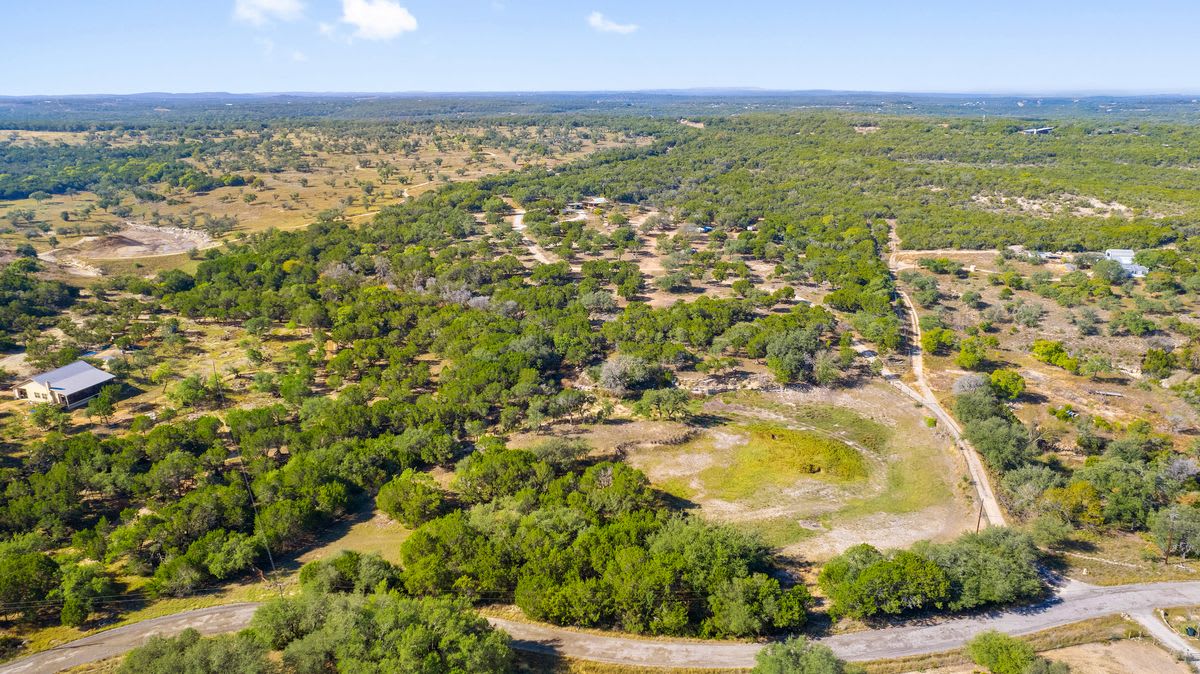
6, 580, 1200, 672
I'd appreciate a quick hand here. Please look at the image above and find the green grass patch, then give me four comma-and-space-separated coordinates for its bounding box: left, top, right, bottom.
729, 392, 892, 453
789, 405, 890, 453
741, 516, 823, 548
699, 422, 868, 501
655, 476, 698, 502
836, 449, 951, 519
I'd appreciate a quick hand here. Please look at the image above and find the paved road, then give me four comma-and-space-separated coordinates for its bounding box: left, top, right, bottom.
0, 603, 259, 674
8, 580, 1200, 672
1129, 608, 1200, 666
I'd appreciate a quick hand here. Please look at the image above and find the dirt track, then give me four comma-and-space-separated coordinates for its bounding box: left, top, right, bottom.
885, 222, 1006, 527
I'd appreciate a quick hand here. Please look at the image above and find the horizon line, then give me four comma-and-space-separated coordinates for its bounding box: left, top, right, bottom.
3, 88, 1200, 100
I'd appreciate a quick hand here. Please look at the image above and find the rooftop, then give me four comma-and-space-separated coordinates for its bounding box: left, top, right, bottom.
27, 361, 115, 394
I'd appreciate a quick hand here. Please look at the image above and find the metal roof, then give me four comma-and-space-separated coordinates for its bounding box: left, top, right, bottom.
27, 361, 115, 394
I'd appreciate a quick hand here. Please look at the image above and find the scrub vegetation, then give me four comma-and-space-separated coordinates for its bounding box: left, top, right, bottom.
7, 93, 1200, 670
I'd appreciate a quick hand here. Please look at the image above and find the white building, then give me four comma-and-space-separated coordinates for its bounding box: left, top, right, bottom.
1104, 249, 1136, 265
12, 361, 116, 409
1104, 249, 1148, 278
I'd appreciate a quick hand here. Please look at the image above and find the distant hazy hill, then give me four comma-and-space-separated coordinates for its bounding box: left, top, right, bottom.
2, 90, 1199, 127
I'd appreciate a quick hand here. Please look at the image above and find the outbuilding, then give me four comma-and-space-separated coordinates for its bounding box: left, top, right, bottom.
12, 361, 116, 409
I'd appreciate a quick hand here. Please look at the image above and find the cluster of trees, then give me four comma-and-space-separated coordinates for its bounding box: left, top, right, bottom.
119, 590, 511, 674
957, 377, 1200, 556
2, 182, 828, 629
479, 116, 902, 352
0, 259, 76, 345
0, 536, 117, 627
1031, 340, 1079, 373
118, 543, 861, 673
0, 140, 246, 199
399, 440, 810, 637
817, 528, 1043, 620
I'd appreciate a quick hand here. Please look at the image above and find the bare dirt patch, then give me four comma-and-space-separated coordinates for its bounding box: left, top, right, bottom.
60, 223, 216, 259
970, 192, 1142, 219
913, 639, 1189, 674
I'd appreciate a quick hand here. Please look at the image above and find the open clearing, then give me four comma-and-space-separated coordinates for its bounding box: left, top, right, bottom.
914, 639, 1189, 674
57, 223, 214, 259
625, 384, 974, 559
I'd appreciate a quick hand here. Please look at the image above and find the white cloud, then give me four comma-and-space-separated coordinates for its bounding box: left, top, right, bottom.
341, 0, 418, 40
587, 11, 637, 35
291, 50, 308, 62
234, 0, 304, 25
255, 36, 276, 54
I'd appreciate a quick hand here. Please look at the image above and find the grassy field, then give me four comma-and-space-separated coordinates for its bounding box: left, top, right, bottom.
698, 422, 869, 501
296, 508, 411, 566
629, 385, 974, 558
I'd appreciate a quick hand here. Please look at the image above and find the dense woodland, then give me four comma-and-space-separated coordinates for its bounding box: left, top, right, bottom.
7, 102, 1200, 667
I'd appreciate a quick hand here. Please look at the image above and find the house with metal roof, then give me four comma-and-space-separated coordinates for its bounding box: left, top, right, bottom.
1104, 249, 1136, 265
12, 361, 116, 409
1104, 249, 1149, 278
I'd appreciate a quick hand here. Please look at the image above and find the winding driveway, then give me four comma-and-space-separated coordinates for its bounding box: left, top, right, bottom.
884, 224, 1006, 527
5, 579, 1200, 672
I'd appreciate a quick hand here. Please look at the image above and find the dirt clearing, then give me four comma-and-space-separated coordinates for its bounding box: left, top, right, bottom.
58, 223, 216, 259
912, 639, 1190, 674
626, 384, 974, 559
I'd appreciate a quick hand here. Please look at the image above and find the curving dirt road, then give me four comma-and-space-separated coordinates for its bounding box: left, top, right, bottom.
509, 209, 555, 265
885, 223, 1006, 527
894, 287, 1007, 527
6, 579, 1200, 672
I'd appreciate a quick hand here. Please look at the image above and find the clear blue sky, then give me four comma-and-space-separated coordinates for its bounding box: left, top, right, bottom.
3, 0, 1198, 95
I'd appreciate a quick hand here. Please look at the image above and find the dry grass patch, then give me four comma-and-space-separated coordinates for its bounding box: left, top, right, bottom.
516, 651, 742, 674
1059, 531, 1200, 585
863, 614, 1142, 673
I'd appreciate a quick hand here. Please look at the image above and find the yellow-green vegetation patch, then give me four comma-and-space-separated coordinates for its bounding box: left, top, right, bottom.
298, 510, 411, 565
730, 392, 891, 453
835, 442, 952, 519
655, 476, 697, 502
788, 405, 890, 454
699, 422, 868, 501
741, 516, 823, 548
